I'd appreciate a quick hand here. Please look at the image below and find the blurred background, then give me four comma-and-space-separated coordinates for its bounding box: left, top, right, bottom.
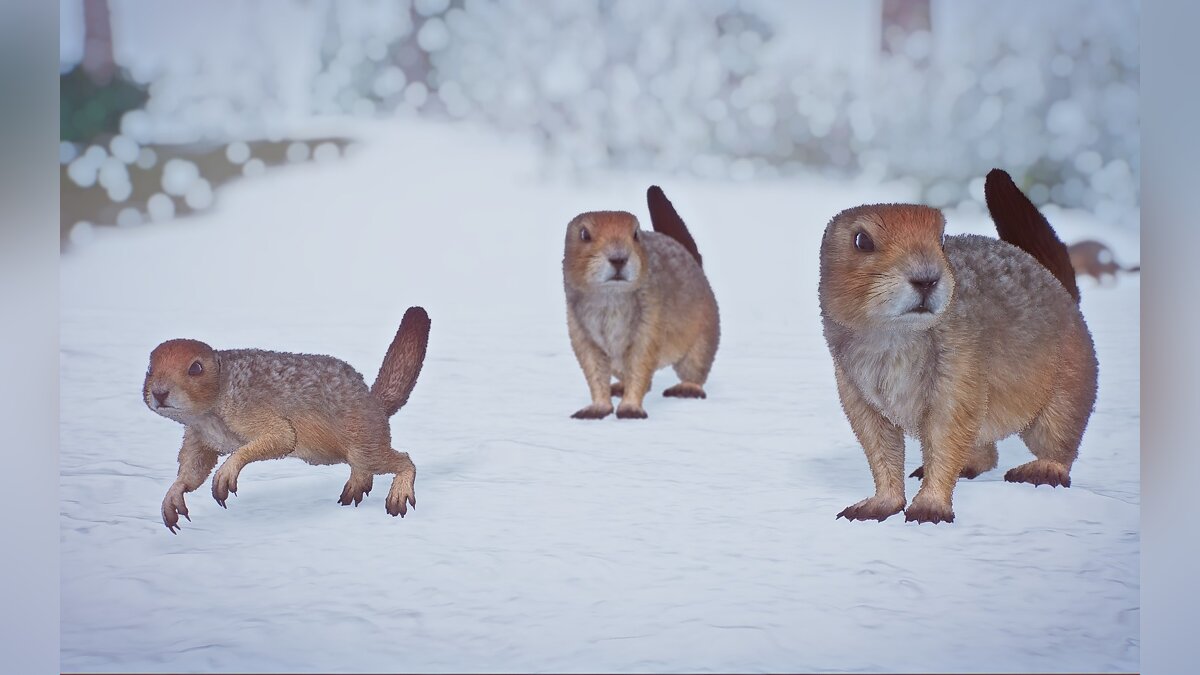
59, 0, 1139, 250
56, 5, 1142, 671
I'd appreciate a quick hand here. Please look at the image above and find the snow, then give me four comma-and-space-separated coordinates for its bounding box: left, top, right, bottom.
60, 120, 1139, 672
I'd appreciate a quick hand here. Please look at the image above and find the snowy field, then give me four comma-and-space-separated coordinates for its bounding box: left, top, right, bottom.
60, 120, 1139, 673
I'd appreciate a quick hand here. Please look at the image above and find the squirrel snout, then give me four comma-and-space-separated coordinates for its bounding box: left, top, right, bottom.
608, 255, 629, 271
909, 276, 940, 297
152, 389, 169, 406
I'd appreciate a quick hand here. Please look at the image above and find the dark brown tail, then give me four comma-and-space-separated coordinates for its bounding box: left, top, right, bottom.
647, 185, 702, 267
984, 169, 1080, 302
371, 306, 431, 417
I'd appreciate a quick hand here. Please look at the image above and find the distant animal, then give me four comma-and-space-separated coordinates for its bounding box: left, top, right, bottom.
562, 186, 720, 420
1068, 239, 1140, 284
143, 307, 431, 532
818, 169, 1097, 524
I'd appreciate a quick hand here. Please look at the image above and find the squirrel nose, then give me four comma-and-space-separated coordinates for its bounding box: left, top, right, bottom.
153, 389, 169, 406
609, 256, 628, 271
910, 276, 940, 297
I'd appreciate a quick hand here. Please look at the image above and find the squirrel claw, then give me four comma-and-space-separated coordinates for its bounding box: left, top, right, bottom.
615, 404, 648, 419
836, 495, 905, 522
162, 488, 190, 533
571, 404, 614, 420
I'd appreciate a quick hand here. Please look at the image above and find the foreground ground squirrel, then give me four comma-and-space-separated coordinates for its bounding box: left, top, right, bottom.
563, 186, 720, 419
819, 169, 1098, 524
1068, 239, 1140, 285
143, 307, 431, 532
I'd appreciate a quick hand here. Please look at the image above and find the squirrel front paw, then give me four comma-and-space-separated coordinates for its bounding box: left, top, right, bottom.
571, 402, 614, 419
211, 461, 241, 508
836, 494, 905, 522
161, 486, 191, 534
903, 491, 955, 524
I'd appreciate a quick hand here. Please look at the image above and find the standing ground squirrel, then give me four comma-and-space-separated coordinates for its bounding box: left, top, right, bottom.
819, 169, 1098, 524
563, 186, 720, 419
143, 307, 431, 532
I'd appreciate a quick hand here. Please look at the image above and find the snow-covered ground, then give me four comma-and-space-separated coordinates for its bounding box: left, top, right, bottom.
60, 120, 1139, 673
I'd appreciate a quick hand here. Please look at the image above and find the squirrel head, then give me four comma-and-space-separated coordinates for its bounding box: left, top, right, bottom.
819, 204, 956, 331
563, 211, 647, 293
143, 339, 221, 420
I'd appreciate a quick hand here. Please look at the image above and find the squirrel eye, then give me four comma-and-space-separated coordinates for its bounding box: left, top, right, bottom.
854, 231, 875, 252
188, 360, 204, 376
580, 227, 591, 243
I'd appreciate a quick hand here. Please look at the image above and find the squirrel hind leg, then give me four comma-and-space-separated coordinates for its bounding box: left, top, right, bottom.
350, 445, 417, 516
379, 449, 417, 517
666, 338, 716, 399
1008, 345, 1096, 488
910, 442, 998, 480
663, 382, 706, 399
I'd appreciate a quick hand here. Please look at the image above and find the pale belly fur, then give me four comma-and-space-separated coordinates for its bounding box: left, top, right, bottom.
577, 295, 677, 377
844, 337, 1039, 444
189, 413, 342, 465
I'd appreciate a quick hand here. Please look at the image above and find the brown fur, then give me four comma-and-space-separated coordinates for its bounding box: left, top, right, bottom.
1068, 239, 1140, 284
372, 307, 432, 415
647, 185, 702, 266
984, 169, 1080, 301
819, 177, 1098, 524
144, 308, 431, 532
563, 189, 719, 419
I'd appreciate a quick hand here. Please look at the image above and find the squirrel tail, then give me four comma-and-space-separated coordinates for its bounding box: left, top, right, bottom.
647, 185, 703, 267
983, 169, 1081, 303
370, 306, 431, 417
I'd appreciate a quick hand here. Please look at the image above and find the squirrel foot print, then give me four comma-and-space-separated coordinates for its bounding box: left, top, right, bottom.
663, 382, 706, 399
909, 466, 983, 480
903, 493, 955, 524
1004, 460, 1071, 487
610, 383, 624, 398
571, 403, 614, 420
161, 488, 191, 533
338, 479, 373, 507
615, 403, 648, 419
211, 464, 240, 508
836, 495, 905, 522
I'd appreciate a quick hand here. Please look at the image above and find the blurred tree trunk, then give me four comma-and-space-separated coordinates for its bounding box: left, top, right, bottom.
880, 0, 931, 58
397, 1, 434, 106
82, 0, 116, 85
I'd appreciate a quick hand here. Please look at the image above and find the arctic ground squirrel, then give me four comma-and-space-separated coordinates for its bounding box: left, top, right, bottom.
563, 186, 720, 419
143, 307, 431, 532
819, 169, 1098, 524
1068, 239, 1140, 284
